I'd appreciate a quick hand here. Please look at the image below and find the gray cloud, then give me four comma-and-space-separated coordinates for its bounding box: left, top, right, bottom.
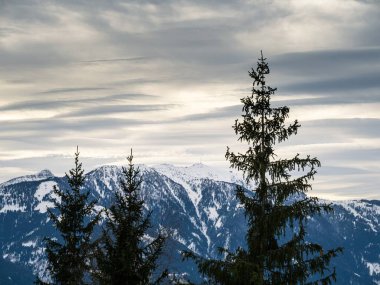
305, 119, 380, 138
0, 93, 157, 111
139, 130, 231, 146
283, 74, 380, 95
176, 105, 242, 122
0, 0, 380, 199
273, 48, 380, 75
79, 57, 148, 64
39, 87, 109, 94
272, 94, 380, 106
0, 45, 70, 70
58, 104, 176, 118
0, 118, 151, 136
317, 165, 371, 176
0, 1, 59, 25
270, 49, 380, 102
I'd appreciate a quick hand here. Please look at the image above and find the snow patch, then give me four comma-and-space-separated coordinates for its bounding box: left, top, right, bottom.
26, 229, 37, 237
33, 181, 59, 213
3, 252, 20, 263
0, 204, 26, 213
22, 239, 38, 248
207, 207, 218, 222
367, 262, 380, 276
34, 201, 55, 214
215, 218, 222, 229
34, 181, 57, 201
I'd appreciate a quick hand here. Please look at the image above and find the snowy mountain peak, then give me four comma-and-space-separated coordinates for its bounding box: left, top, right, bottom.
152, 163, 243, 186
36, 169, 54, 178
1, 169, 55, 188
86, 163, 243, 193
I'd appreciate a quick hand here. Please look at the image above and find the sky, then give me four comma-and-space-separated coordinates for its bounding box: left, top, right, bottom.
0, 0, 379, 200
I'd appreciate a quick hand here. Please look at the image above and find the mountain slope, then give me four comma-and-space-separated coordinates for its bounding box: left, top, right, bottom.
0, 164, 378, 284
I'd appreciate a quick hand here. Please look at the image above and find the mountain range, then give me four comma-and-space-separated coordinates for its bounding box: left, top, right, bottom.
0, 163, 379, 284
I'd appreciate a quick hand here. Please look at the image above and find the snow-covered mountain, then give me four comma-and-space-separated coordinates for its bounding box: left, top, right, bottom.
0, 164, 379, 284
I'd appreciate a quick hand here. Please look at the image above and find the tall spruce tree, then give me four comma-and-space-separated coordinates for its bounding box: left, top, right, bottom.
94, 150, 168, 285
42, 147, 100, 285
185, 52, 342, 284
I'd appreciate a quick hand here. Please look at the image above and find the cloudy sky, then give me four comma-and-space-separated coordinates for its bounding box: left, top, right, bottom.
1, 0, 379, 200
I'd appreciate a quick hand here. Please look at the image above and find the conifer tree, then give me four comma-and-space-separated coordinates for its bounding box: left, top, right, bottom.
94, 150, 168, 285
42, 147, 100, 285
185, 52, 342, 284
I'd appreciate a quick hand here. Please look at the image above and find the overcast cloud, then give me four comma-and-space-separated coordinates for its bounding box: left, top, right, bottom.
0, 0, 380, 200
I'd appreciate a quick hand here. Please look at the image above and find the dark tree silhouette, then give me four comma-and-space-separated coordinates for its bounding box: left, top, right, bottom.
94, 150, 168, 285
42, 147, 100, 285
184, 52, 342, 285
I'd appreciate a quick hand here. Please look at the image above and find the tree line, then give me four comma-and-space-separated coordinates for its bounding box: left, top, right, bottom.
36, 54, 342, 285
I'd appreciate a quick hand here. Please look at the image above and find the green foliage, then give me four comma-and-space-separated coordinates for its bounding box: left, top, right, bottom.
94, 150, 168, 285
41, 147, 101, 285
185, 52, 342, 284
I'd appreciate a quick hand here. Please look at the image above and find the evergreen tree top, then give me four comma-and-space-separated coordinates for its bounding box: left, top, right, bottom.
186, 52, 342, 285
40, 147, 101, 285
94, 149, 168, 285
66, 146, 85, 191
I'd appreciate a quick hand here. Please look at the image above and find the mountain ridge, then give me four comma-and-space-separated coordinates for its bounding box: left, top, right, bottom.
0, 164, 379, 284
